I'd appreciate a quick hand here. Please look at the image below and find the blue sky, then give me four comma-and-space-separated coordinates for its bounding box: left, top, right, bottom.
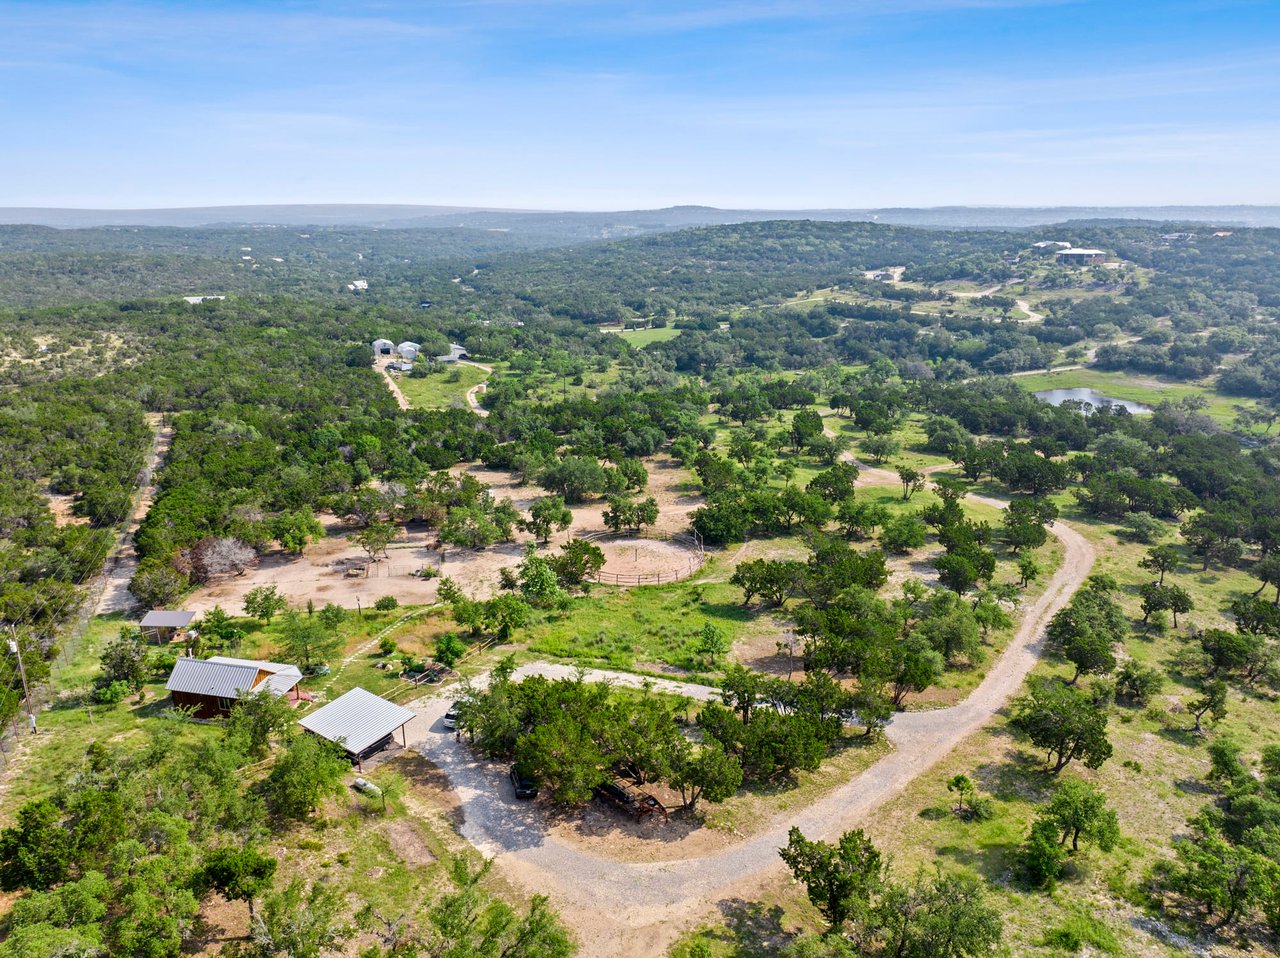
2, 0, 1278, 208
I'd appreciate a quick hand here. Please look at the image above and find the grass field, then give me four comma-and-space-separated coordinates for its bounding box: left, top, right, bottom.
617, 326, 683, 347
397, 362, 490, 410
523, 575, 749, 678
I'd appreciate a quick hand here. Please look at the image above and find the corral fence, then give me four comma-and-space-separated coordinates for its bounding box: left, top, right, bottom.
579, 529, 707, 587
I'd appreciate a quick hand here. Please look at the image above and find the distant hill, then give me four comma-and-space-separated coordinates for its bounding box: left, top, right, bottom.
4, 203, 1280, 235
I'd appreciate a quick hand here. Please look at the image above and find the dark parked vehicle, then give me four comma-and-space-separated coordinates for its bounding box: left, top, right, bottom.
510, 767, 538, 799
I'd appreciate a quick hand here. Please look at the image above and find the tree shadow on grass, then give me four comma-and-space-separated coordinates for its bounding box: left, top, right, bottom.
705, 898, 792, 958
971, 748, 1057, 804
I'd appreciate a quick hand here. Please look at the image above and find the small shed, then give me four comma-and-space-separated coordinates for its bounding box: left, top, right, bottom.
397, 341, 420, 361
141, 610, 196, 644
298, 687, 415, 768
372, 338, 394, 356
165, 656, 302, 719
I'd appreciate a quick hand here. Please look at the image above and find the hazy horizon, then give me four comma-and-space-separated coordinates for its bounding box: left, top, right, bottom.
3, 0, 1278, 209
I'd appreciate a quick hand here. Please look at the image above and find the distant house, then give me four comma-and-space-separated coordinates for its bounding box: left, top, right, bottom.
1212, 231, 1234, 238
397, 341, 420, 362
140, 610, 196, 644
298, 687, 415, 768
433, 343, 469, 363
182, 295, 226, 305
346, 279, 369, 292
165, 655, 303, 719
372, 338, 394, 356
1032, 240, 1072, 250
1056, 248, 1107, 266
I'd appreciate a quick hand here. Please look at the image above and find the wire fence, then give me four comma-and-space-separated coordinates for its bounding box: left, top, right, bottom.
580, 529, 707, 587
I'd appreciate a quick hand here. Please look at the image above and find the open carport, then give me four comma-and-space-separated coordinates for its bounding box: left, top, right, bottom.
299, 687, 415, 769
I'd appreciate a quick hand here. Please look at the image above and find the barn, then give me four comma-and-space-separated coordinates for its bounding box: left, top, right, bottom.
298, 687, 415, 768
165, 656, 303, 719
372, 338, 394, 356
397, 341, 420, 361
433, 343, 470, 363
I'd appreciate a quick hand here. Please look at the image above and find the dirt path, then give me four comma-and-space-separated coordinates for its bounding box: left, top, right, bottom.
96, 414, 172, 615
378, 364, 411, 411
404, 507, 1095, 956
1014, 298, 1044, 323
458, 360, 492, 417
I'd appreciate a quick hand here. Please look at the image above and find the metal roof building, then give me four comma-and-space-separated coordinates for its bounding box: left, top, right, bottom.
298, 687, 415, 767
141, 610, 195, 628
165, 656, 303, 718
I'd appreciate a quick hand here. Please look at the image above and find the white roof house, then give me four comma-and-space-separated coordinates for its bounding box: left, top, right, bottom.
372, 338, 394, 355
434, 343, 469, 363
397, 341, 420, 361
298, 687, 415, 765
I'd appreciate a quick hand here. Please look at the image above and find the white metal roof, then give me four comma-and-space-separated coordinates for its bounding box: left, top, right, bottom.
166, 656, 300, 700
166, 658, 261, 699
1058, 248, 1106, 256
141, 610, 195, 628
207, 656, 302, 696
298, 687, 414, 754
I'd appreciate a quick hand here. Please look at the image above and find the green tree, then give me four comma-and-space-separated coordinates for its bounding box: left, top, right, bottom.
521, 496, 572, 544
946, 774, 975, 816
669, 740, 743, 811
1187, 679, 1229, 734
225, 689, 298, 760
271, 509, 324, 555
1042, 778, 1119, 853
1140, 544, 1181, 585
0, 800, 70, 891
201, 845, 277, 923
351, 519, 397, 561
263, 734, 348, 821
316, 602, 345, 632
778, 826, 884, 935
862, 435, 901, 464
243, 585, 287, 623
276, 611, 341, 671
880, 514, 927, 554
1010, 679, 1112, 773
1161, 818, 1272, 926
100, 626, 149, 691
128, 559, 187, 610
551, 538, 605, 587
730, 558, 802, 608
876, 869, 1003, 958
251, 878, 352, 957
898, 466, 925, 501
1021, 818, 1067, 889
440, 505, 502, 550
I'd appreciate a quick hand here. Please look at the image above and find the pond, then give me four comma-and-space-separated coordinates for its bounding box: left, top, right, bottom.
1033, 387, 1152, 415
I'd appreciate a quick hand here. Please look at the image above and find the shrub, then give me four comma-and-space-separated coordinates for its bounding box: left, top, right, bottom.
377, 636, 398, 656
373, 595, 399, 612
92, 680, 131, 705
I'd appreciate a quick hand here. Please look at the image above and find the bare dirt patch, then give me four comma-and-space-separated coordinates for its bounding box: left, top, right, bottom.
595, 536, 703, 584
188, 457, 705, 611
384, 818, 437, 867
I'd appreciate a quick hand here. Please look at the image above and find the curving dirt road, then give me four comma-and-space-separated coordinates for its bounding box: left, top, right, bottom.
459, 359, 493, 417
403, 497, 1095, 956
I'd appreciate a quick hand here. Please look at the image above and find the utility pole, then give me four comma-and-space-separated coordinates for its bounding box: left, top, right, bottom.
8, 627, 35, 733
